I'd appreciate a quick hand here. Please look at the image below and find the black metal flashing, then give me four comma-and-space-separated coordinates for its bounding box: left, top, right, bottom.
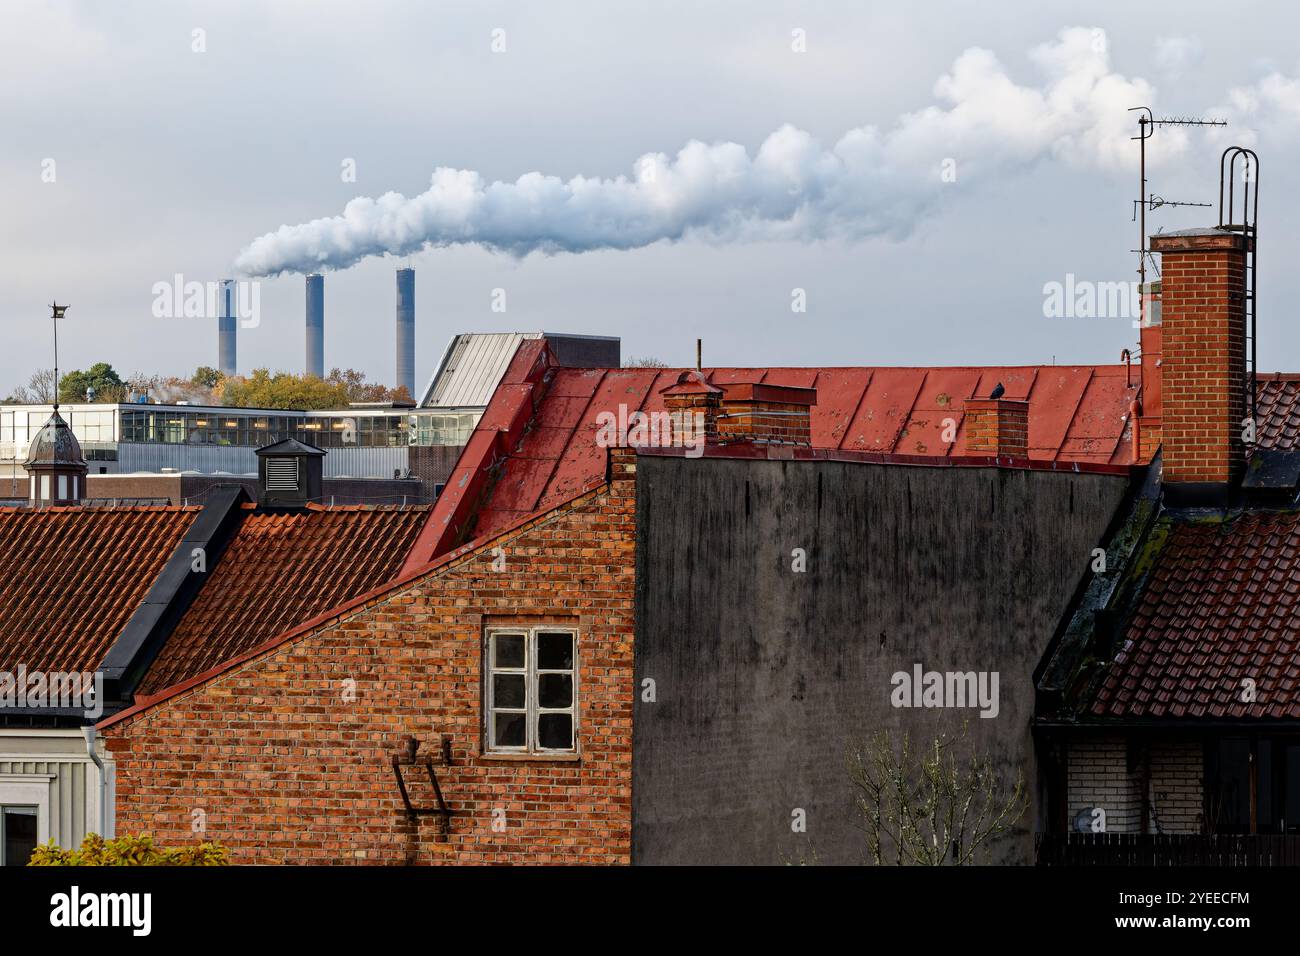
96, 484, 251, 707
1035, 454, 1163, 718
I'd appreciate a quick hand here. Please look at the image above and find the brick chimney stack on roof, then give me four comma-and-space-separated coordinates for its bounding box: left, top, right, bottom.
717, 383, 816, 445
660, 371, 721, 445
1148, 227, 1251, 499
963, 397, 1029, 459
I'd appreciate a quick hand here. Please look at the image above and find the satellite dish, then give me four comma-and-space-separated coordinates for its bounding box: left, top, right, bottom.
1073, 807, 1106, 833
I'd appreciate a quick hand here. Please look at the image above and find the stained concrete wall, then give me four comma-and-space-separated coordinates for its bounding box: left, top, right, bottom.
632, 455, 1130, 865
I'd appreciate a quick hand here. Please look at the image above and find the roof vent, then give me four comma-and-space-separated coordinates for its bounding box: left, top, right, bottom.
265, 458, 299, 491
254, 438, 325, 508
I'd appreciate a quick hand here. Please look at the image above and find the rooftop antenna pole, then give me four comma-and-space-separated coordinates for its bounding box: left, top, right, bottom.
1128, 108, 1226, 325
696, 338, 702, 371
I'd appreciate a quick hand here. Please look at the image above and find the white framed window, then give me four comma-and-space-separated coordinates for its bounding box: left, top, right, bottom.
0, 775, 52, 866
485, 627, 577, 754
1, 806, 37, 866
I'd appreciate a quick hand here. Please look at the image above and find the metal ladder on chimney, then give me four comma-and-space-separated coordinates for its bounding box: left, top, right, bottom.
1219, 147, 1260, 427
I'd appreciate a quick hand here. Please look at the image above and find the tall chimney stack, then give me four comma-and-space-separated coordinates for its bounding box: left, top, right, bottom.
305, 273, 324, 378
218, 278, 237, 378
1148, 227, 1250, 501
396, 268, 415, 399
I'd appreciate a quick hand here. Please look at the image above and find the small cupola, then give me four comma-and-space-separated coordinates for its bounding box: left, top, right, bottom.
24, 409, 88, 506
254, 437, 325, 508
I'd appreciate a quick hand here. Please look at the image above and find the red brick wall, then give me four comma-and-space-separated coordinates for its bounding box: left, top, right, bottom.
718, 401, 812, 444
102, 477, 635, 864
1150, 230, 1248, 485
963, 399, 1029, 457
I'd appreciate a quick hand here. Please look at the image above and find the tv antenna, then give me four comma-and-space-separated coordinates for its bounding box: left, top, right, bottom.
1129, 107, 1226, 316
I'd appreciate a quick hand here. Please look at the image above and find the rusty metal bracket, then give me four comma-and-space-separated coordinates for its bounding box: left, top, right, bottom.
390, 735, 454, 840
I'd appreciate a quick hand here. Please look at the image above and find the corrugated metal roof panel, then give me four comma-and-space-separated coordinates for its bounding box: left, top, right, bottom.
417, 360, 1152, 560
420, 332, 543, 408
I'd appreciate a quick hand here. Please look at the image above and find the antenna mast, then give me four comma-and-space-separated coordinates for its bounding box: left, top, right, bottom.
1128, 108, 1226, 322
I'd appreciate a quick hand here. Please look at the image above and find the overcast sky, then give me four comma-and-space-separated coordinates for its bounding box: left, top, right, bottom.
4, 0, 1300, 396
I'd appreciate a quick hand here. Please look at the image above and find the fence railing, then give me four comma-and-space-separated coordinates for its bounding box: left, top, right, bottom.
1036, 832, 1300, 866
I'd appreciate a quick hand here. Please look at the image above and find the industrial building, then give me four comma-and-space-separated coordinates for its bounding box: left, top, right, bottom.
0, 332, 620, 505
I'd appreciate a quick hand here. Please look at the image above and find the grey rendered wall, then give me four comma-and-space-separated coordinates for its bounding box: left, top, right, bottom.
632, 456, 1129, 865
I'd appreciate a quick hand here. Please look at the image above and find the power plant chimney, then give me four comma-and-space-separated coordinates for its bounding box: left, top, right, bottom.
396, 267, 415, 399
218, 278, 237, 377
305, 273, 324, 378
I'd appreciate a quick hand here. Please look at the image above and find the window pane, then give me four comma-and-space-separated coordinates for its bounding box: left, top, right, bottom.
537, 632, 573, 670
3, 807, 37, 867
493, 712, 526, 748
538, 714, 573, 750
493, 674, 526, 709
493, 634, 525, 669
1207, 737, 1251, 834
538, 674, 573, 709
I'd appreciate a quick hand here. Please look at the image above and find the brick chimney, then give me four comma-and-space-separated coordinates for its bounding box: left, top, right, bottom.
963, 398, 1029, 458
660, 370, 721, 444
1148, 227, 1250, 498
717, 383, 815, 445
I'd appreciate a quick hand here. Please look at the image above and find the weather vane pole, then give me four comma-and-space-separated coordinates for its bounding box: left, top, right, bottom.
49, 302, 68, 411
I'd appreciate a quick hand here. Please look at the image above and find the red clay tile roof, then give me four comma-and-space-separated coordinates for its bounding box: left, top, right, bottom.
1093, 512, 1300, 719
1256, 375, 1300, 451
138, 503, 429, 695
0, 506, 199, 674
404, 340, 1144, 568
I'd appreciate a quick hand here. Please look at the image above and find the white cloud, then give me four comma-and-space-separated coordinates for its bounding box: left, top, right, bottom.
233, 26, 1173, 276
1154, 36, 1203, 78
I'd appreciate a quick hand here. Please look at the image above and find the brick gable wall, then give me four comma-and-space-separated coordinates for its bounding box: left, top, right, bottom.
101, 476, 635, 864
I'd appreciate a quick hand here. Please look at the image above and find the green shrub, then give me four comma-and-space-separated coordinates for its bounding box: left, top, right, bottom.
27, 833, 230, 866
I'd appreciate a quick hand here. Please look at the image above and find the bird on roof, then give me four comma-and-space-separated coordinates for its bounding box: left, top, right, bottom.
989, 382, 1005, 399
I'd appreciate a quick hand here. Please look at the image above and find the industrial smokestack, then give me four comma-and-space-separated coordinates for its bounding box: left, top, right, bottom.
218, 278, 237, 377
305, 273, 324, 378
396, 268, 415, 399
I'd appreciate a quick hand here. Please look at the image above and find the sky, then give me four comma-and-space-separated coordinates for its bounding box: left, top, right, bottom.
4, 0, 1300, 397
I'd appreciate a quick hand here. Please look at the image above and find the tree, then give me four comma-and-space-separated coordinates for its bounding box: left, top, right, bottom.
219, 369, 352, 410
624, 356, 669, 368
58, 363, 125, 404
3, 368, 56, 404
847, 721, 1028, 865
325, 368, 413, 404
191, 366, 224, 389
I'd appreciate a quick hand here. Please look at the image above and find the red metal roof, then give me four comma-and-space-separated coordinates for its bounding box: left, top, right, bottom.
0, 506, 199, 674
138, 503, 429, 694
1093, 512, 1300, 720
403, 344, 1143, 569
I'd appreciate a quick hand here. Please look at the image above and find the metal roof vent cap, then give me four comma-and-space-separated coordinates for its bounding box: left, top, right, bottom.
254, 438, 325, 509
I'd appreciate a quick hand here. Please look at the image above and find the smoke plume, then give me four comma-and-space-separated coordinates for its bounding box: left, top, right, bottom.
234, 27, 1172, 277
